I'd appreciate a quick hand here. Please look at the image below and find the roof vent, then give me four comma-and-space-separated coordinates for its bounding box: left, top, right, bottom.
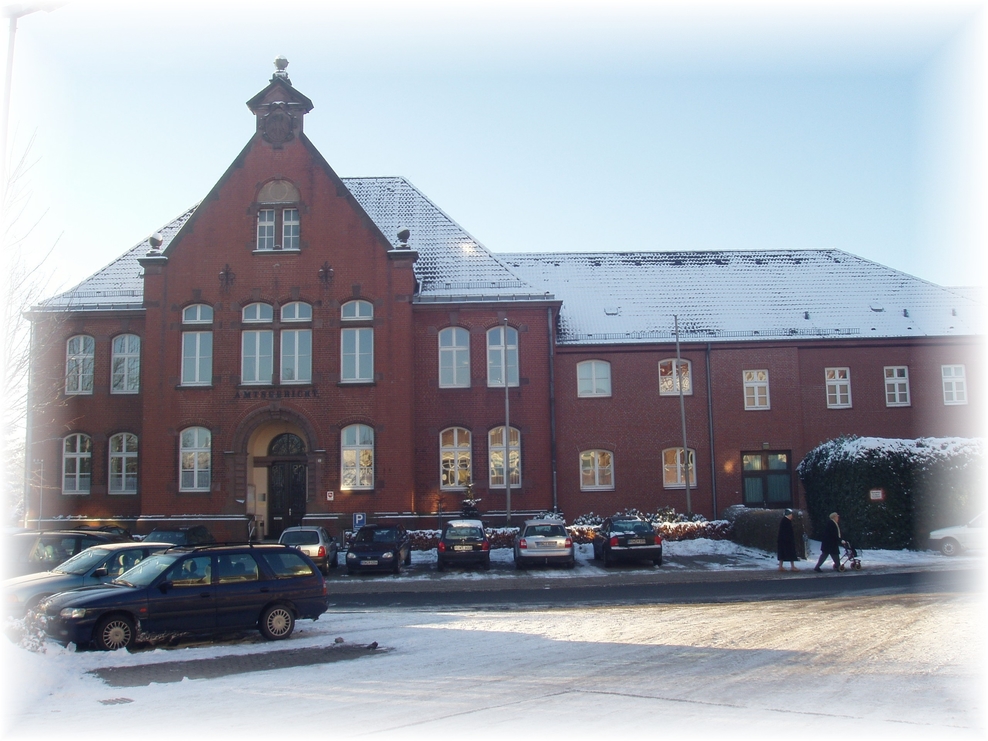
902, 309, 909, 317
951, 308, 957, 316
870, 303, 884, 312
803, 311, 810, 320
604, 307, 620, 316
397, 227, 410, 248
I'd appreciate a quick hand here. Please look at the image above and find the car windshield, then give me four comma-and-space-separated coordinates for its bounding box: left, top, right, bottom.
445, 527, 484, 539
54, 547, 112, 575
355, 528, 398, 543
281, 531, 320, 546
612, 520, 652, 535
145, 531, 185, 544
524, 524, 567, 537
113, 553, 180, 587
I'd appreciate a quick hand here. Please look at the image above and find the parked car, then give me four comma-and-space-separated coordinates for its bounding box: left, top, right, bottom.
4, 530, 130, 579
345, 524, 412, 574
40, 543, 328, 650
279, 526, 339, 573
513, 519, 575, 569
929, 513, 984, 556
75, 525, 134, 540
593, 516, 663, 566
143, 525, 216, 546
437, 520, 491, 571
4, 541, 171, 617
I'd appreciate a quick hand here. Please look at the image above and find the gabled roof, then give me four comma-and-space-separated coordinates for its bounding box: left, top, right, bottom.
503, 250, 983, 345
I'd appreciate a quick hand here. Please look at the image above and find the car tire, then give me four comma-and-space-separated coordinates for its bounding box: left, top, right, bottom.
260, 604, 295, 641
330, 551, 339, 568
566, 558, 575, 569
653, 556, 663, 567
592, 544, 600, 560
602, 549, 613, 567
437, 558, 445, 572
392, 554, 402, 574
404, 549, 412, 566
515, 559, 526, 570
481, 558, 491, 571
940, 538, 961, 557
94, 614, 135, 651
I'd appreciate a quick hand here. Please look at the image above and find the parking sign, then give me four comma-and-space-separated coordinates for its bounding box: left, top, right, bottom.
353, 512, 366, 530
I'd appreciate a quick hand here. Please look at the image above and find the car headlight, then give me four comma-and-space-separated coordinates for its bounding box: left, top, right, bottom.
59, 608, 87, 619
346, 552, 356, 560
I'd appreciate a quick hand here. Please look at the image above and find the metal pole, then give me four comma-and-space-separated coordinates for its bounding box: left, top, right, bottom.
503, 317, 511, 525
674, 315, 692, 514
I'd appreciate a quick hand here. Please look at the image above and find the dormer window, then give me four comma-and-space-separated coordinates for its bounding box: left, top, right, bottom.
242, 303, 273, 322
254, 180, 301, 252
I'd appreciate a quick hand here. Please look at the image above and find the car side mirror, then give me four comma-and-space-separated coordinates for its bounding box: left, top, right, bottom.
158, 580, 173, 593
92, 567, 108, 578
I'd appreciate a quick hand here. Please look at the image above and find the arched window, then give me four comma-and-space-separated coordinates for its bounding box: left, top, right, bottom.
341, 424, 374, 490
181, 305, 213, 386
111, 335, 141, 394
580, 450, 614, 490
341, 300, 373, 320
440, 427, 472, 489
179, 427, 211, 492
662, 448, 697, 489
281, 301, 312, 321
242, 303, 273, 322
659, 359, 692, 396
65, 335, 95, 395
488, 426, 521, 488
438, 327, 470, 388
63, 433, 92, 493
182, 304, 213, 324
486, 326, 518, 387
577, 360, 611, 397
269, 433, 306, 456
108, 433, 138, 494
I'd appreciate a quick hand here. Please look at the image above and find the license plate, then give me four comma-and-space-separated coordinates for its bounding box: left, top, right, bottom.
361, 560, 378, 566
628, 538, 646, 545
453, 545, 472, 551
536, 542, 557, 548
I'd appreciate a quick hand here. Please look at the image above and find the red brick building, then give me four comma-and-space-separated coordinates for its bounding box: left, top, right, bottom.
25, 63, 983, 539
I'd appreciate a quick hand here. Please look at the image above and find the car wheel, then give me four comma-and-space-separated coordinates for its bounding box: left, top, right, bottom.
592, 543, 600, 560
515, 559, 526, 570
481, 558, 491, 571
260, 605, 295, 641
653, 556, 663, 567
437, 558, 445, 572
94, 614, 135, 651
940, 538, 961, 557
404, 549, 412, 566
330, 551, 339, 568
392, 554, 402, 574
602, 549, 613, 567
566, 558, 575, 569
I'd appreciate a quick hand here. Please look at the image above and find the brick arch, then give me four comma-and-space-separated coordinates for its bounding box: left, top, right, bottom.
231, 406, 319, 453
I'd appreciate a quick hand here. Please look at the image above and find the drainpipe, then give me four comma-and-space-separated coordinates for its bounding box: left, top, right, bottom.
547, 307, 558, 513
706, 343, 718, 518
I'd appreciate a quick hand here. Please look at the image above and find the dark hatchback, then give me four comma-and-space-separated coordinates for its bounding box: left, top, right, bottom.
437, 520, 490, 571
142, 525, 216, 546
593, 517, 663, 566
5, 530, 131, 578
40, 543, 328, 650
345, 524, 412, 574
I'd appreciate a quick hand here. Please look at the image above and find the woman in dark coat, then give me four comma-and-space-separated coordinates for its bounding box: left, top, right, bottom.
777, 509, 798, 571
814, 512, 844, 572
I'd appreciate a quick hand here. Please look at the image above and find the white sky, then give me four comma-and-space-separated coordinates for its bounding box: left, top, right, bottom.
3, 0, 986, 294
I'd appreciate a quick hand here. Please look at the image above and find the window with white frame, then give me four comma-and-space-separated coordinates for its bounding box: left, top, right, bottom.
487, 326, 519, 387
341, 300, 373, 320
743, 369, 770, 410
65, 335, 95, 395
658, 359, 692, 396
242, 302, 273, 322
341, 328, 373, 382
62, 433, 92, 494
488, 426, 521, 488
179, 427, 211, 492
281, 301, 312, 321
108, 432, 138, 494
825, 367, 852, 408
577, 360, 611, 397
580, 450, 614, 490
884, 366, 910, 407
438, 327, 470, 388
181, 305, 213, 386
341, 424, 374, 490
281, 329, 312, 383
942, 365, 967, 405
282, 209, 300, 250
182, 304, 213, 324
241, 330, 273, 384
256, 209, 276, 251
440, 427, 472, 489
255, 207, 302, 252
662, 448, 696, 488
110, 334, 140, 394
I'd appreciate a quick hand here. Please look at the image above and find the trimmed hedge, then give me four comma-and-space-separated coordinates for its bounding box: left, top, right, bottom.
797, 436, 983, 550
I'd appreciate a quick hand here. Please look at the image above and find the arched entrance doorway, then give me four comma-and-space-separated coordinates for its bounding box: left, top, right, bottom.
266, 433, 307, 539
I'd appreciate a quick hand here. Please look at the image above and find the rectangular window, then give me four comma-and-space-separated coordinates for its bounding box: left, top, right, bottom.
825, 367, 851, 408
743, 369, 770, 410
241, 330, 273, 384
282, 208, 300, 250
942, 365, 967, 405
577, 360, 611, 397
257, 209, 275, 250
662, 448, 696, 488
489, 426, 521, 488
659, 359, 691, 396
487, 326, 519, 387
741, 451, 792, 507
281, 329, 312, 383
439, 328, 470, 388
111, 334, 141, 394
65, 336, 95, 395
341, 328, 373, 382
181, 331, 212, 386
884, 366, 910, 407
580, 450, 614, 490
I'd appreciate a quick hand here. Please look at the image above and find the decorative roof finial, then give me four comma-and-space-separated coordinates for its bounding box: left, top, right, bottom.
272, 55, 291, 84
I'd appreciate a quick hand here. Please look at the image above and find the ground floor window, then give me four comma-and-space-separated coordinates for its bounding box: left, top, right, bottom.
741, 451, 792, 507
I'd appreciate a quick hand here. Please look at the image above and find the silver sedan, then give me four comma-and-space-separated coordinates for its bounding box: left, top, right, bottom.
513, 520, 575, 569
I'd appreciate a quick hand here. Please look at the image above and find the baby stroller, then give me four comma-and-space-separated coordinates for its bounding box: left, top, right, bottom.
840, 540, 862, 570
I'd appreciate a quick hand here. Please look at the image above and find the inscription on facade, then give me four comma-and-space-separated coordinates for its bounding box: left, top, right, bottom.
234, 388, 319, 400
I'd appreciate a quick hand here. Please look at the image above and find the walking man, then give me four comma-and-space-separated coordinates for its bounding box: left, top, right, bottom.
814, 512, 843, 572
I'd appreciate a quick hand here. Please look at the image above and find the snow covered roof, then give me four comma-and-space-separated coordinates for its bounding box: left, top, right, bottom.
502, 250, 983, 345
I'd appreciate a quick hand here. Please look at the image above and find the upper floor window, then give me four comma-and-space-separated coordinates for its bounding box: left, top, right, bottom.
825, 367, 851, 408
884, 366, 910, 407
282, 209, 300, 250
942, 365, 967, 405
65, 335, 95, 395
62, 433, 92, 494
439, 327, 470, 388
341, 300, 373, 320
580, 450, 614, 490
282, 329, 312, 384
241, 329, 273, 385
489, 426, 521, 488
487, 326, 519, 387
577, 360, 611, 397
662, 448, 696, 489
181, 331, 212, 386
255, 180, 301, 252
108, 432, 138, 494
111, 334, 141, 394
281, 301, 312, 322
182, 304, 213, 324
658, 359, 692, 396
341, 424, 374, 490
440, 427, 472, 489
242, 302, 273, 322
257, 209, 276, 250
743, 369, 770, 410
179, 427, 211, 492
341, 328, 373, 382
